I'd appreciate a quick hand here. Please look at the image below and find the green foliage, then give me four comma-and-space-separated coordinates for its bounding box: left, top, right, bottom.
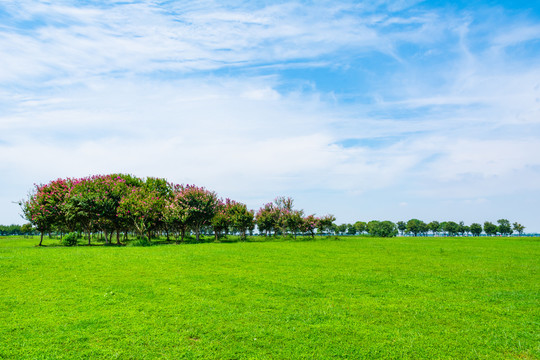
130, 236, 153, 247
354, 221, 367, 234
497, 219, 512, 236
513, 222, 525, 236
428, 221, 440, 235
61, 232, 79, 246
443, 221, 459, 236
470, 223, 483, 236
367, 220, 398, 237
484, 221, 498, 236
406, 219, 426, 236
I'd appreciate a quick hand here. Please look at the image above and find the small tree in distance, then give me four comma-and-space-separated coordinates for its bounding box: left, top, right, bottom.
512, 222, 525, 236
484, 221, 498, 236
470, 223, 482, 236
497, 219, 512, 236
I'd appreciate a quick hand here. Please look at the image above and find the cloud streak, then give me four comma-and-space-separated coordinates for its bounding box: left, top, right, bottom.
1, 0, 539, 230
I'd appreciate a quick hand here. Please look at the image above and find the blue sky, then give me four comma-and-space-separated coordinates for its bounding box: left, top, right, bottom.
1, 0, 539, 231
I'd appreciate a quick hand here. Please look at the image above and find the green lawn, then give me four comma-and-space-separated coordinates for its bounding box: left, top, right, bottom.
0, 236, 538, 359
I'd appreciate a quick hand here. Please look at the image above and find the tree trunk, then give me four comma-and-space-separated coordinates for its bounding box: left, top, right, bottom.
38, 232, 44, 246
116, 230, 121, 245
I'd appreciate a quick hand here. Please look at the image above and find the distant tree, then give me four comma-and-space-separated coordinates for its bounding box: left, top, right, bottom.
470, 223, 482, 236
284, 209, 304, 239
354, 221, 367, 234
443, 221, 459, 236
483, 221, 498, 236
346, 223, 357, 235
337, 223, 348, 235
227, 200, 255, 241
406, 219, 425, 236
301, 215, 319, 238
318, 215, 336, 235
428, 221, 440, 236
458, 221, 470, 236
397, 221, 406, 236
512, 222, 525, 236
255, 202, 280, 236
20, 223, 33, 237
497, 219, 512, 236
368, 220, 397, 237
419, 221, 429, 236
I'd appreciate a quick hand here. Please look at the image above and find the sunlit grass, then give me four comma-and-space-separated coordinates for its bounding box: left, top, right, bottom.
0, 236, 538, 359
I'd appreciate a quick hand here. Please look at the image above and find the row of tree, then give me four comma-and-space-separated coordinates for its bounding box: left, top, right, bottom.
17, 174, 528, 245
0, 223, 38, 236
20, 174, 336, 246
333, 218, 525, 237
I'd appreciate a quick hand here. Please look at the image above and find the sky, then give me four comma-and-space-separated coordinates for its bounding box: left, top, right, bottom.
1, 0, 539, 231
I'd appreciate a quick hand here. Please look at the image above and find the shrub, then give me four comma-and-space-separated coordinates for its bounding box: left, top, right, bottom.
130, 236, 153, 247
61, 232, 79, 246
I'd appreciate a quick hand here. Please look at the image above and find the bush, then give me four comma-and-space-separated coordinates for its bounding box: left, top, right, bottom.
130, 236, 153, 247
61, 232, 79, 246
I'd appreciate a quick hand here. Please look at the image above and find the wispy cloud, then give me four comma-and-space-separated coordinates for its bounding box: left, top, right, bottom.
1, 0, 539, 229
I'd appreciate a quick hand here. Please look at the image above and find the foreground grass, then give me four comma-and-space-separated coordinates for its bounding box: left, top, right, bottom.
0, 236, 538, 359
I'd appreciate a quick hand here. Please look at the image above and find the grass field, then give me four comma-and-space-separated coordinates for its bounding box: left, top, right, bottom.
0, 235, 538, 359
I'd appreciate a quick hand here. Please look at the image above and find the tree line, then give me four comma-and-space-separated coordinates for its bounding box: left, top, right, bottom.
332, 218, 525, 237
16, 174, 527, 246
19, 174, 336, 246
0, 223, 38, 236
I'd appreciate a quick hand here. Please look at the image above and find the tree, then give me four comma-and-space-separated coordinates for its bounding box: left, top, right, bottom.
301, 215, 319, 238
255, 202, 280, 236
406, 219, 425, 236
317, 215, 336, 235
483, 221, 498, 236
346, 223, 357, 235
20, 223, 33, 237
497, 219, 512, 236
470, 223, 482, 236
274, 196, 295, 235
443, 221, 459, 236
396, 221, 406, 236
227, 200, 254, 241
176, 185, 219, 242
512, 222, 525, 236
428, 221, 440, 236
458, 221, 470, 236
117, 187, 165, 240
21, 178, 71, 246
163, 187, 190, 243
368, 220, 397, 237
337, 223, 347, 235
354, 221, 367, 235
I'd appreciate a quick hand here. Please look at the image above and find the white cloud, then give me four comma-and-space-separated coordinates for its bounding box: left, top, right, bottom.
1, 0, 540, 230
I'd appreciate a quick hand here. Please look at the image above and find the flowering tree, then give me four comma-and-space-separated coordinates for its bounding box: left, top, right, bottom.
21, 178, 71, 246
163, 185, 190, 243
117, 187, 164, 240
176, 185, 219, 242
226, 200, 254, 240
317, 214, 336, 235
301, 214, 319, 238
256, 202, 280, 236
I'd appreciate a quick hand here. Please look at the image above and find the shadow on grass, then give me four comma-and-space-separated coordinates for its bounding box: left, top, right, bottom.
32, 235, 343, 248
